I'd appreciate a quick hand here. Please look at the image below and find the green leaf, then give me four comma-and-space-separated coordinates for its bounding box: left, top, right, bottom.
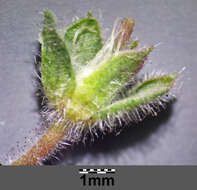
64, 13, 103, 69
73, 47, 153, 110
41, 10, 75, 103
97, 74, 178, 120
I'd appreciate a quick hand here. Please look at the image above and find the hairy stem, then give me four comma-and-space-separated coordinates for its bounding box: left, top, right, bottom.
12, 125, 68, 165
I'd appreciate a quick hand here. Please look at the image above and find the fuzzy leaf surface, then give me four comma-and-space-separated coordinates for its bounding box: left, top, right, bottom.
64, 13, 103, 69
73, 47, 153, 111
41, 10, 75, 102
97, 74, 177, 120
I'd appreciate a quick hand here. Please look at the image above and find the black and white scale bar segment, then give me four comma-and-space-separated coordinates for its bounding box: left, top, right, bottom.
79, 169, 116, 174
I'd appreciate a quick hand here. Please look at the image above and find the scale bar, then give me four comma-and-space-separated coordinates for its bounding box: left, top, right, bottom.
79, 169, 116, 174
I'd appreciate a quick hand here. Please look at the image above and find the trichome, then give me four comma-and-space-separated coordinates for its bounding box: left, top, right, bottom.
8, 10, 177, 165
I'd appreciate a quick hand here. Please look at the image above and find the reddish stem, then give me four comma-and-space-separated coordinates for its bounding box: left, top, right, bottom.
12, 125, 67, 165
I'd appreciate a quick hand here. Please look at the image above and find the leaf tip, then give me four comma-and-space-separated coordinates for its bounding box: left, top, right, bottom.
148, 45, 154, 53
126, 17, 135, 25
170, 73, 179, 87
172, 73, 179, 79
43, 9, 53, 18
87, 11, 93, 18
42, 9, 56, 28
